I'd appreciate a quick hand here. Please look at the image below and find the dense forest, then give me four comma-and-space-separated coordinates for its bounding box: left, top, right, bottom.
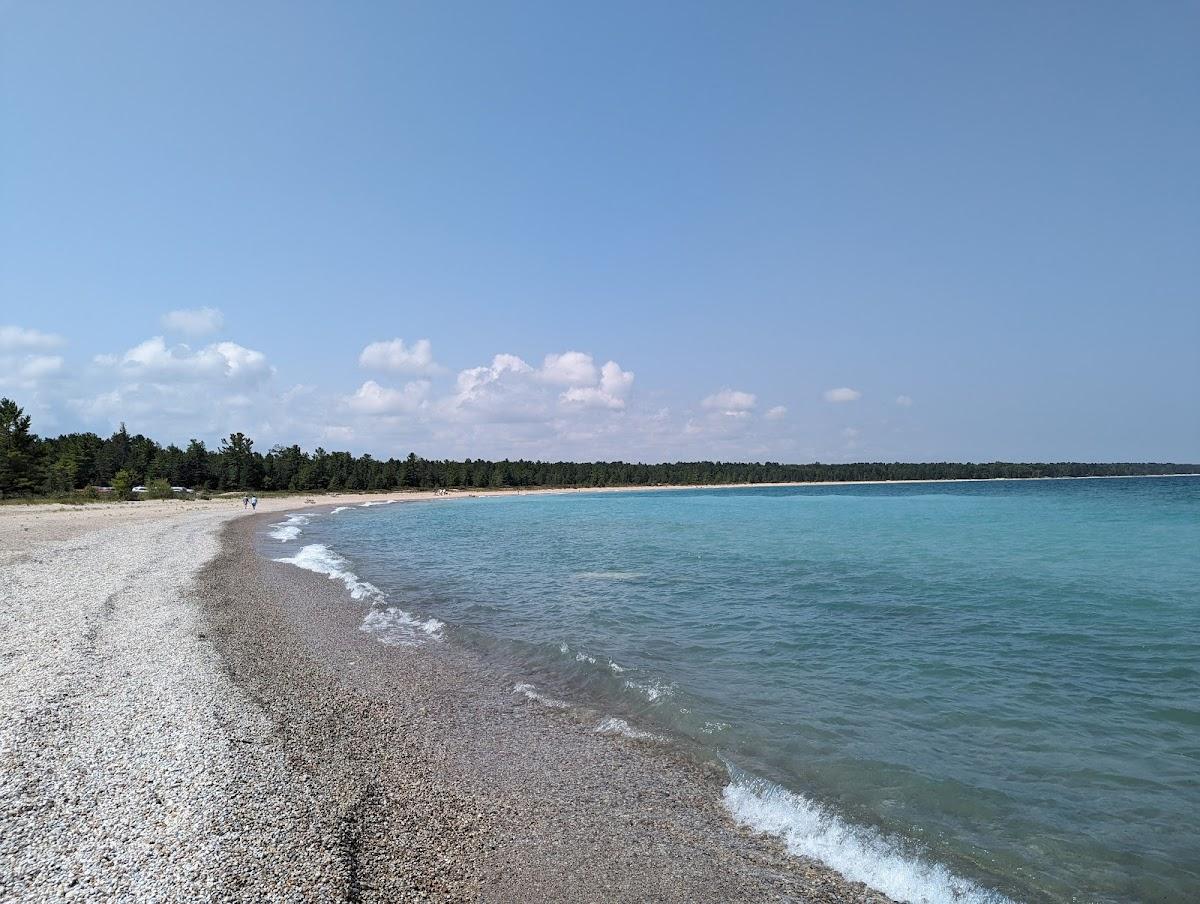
1, 397, 1195, 498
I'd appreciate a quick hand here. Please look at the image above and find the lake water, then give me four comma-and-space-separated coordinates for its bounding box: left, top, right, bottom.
269, 477, 1200, 903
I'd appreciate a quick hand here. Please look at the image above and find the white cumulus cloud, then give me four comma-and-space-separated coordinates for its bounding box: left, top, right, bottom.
896, 394, 913, 407
561, 361, 635, 410
98, 337, 273, 385
359, 338, 439, 374
347, 379, 431, 415
702, 388, 757, 417
439, 350, 636, 421
439, 353, 544, 423
161, 307, 224, 336
452, 354, 535, 403
539, 351, 598, 386
824, 387, 862, 403
72, 335, 279, 440
765, 405, 787, 420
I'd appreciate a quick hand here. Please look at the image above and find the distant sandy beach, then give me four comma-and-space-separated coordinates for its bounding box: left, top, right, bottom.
0, 492, 891, 902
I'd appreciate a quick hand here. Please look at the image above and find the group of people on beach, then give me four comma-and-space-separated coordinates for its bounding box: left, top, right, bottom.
242, 496, 258, 510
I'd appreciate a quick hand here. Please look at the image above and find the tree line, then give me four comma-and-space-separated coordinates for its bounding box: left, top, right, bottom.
1, 397, 1195, 498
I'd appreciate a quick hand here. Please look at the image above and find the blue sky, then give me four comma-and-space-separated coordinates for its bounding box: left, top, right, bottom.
2, 2, 1197, 462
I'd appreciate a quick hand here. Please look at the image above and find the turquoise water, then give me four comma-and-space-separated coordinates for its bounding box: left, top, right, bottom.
272, 477, 1200, 903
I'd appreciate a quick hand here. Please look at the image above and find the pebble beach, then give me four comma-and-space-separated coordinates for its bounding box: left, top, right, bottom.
1, 495, 891, 902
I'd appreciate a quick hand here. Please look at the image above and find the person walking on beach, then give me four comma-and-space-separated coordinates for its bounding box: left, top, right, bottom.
250, 496, 258, 510
242, 495, 249, 508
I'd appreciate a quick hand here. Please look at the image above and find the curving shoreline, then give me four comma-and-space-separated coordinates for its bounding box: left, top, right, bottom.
0, 496, 892, 902
207, 512, 893, 901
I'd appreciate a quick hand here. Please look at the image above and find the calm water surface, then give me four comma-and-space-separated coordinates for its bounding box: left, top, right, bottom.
277, 477, 1200, 903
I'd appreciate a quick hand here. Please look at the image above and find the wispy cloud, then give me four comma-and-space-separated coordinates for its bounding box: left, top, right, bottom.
824, 387, 861, 403
702, 388, 757, 417
0, 325, 65, 350
161, 307, 224, 337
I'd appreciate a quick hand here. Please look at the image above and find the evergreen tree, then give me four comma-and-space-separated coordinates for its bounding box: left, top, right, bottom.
0, 398, 37, 497
217, 432, 260, 490
111, 468, 135, 500
179, 439, 210, 489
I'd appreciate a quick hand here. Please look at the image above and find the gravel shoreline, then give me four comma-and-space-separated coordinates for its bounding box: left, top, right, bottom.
1, 505, 342, 902
2, 501, 893, 902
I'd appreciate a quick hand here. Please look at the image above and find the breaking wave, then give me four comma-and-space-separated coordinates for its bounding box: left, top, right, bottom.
268, 513, 314, 542
722, 768, 1014, 904
273, 544, 382, 599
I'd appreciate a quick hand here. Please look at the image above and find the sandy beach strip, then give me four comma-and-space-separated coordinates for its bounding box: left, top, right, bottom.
1, 496, 891, 902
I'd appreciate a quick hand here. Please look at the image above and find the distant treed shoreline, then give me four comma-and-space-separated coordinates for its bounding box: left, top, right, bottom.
1, 397, 1195, 498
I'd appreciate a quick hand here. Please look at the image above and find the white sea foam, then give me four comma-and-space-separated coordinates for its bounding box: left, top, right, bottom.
268, 513, 313, 542
575, 570, 644, 581
360, 607, 444, 646
594, 716, 662, 741
623, 678, 674, 703
359, 499, 395, 507
608, 660, 627, 673
722, 769, 1015, 904
513, 683, 569, 708
275, 544, 444, 647
559, 642, 607, 668
330, 506, 351, 514
273, 544, 382, 601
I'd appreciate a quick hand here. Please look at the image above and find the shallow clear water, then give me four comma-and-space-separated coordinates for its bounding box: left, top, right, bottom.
271, 478, 1200, 903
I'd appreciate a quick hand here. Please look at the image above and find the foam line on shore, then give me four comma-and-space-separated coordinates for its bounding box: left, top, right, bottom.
360, 607, 444, 646
272, 543, 444, 648
722, 767, 1014, 904
594, 716, 662, 741
513, 683, 569, 708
